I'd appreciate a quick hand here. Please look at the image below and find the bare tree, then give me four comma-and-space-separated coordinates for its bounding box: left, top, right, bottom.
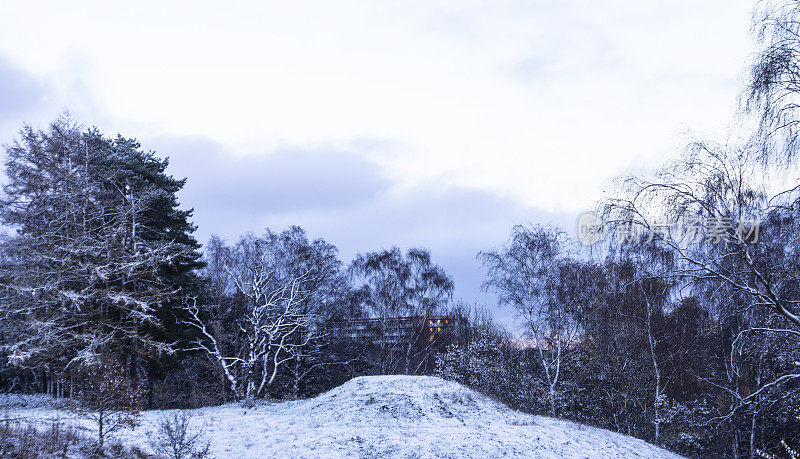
149, 411, 210, 459
604, 142, 797, 329
604, 142, 800, 454
349, 247, 454, 375
71, 359, 145, 450
183, 235, 314, 400
480, 225, 582, 416
747, 0, 800, 163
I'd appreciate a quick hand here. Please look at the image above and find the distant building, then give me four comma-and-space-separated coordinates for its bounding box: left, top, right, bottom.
331, 315, 458, 346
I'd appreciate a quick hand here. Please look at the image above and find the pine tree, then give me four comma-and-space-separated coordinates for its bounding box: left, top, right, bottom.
0, 117, 203, 389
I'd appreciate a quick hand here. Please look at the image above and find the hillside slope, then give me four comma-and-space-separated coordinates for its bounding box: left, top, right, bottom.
9, 375, 682, 458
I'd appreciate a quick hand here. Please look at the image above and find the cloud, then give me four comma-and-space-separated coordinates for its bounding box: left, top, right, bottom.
0, 55, 48, 129
0, 1, 755, 213
146, 135, 393, 241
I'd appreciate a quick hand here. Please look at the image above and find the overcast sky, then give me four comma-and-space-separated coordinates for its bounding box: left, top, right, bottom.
0, 0, 758, 329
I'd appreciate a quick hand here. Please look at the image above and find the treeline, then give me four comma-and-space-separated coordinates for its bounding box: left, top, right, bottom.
437, 217, 800, 457
436, 1, 800, 456
0, 126, 466, 408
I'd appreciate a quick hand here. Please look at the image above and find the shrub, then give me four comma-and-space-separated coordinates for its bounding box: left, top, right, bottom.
72, 359, 145, 449
149, 411, 211, 459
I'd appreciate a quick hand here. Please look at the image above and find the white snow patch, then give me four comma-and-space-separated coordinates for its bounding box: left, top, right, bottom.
6, 375, 683, 458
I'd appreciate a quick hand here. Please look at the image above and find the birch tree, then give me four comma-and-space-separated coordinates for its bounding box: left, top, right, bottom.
349, 247, 454, 375
604, 142, 800, 454
183, 234, 315, 400
480, 225, 582, 416
748, 0, 800, 163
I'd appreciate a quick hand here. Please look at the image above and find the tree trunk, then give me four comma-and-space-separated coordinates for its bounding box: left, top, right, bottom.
98, 413, 104, 449
644, 289, 661, 444
750, 409, 757, 459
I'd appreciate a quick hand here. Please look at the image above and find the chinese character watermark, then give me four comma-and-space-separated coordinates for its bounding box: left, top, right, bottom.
576, 212, 761, 246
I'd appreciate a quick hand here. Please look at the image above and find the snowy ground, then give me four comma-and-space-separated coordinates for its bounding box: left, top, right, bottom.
5, 375, 682, 458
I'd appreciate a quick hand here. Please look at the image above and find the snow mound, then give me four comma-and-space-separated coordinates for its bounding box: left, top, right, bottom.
8, 375, 684, 458
304, 375, 514, 425
215, 375, 682, 458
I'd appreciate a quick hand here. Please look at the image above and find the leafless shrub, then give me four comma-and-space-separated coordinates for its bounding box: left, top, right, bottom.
71, 359, 145, 450
148, 411, 211, 459
0, 417, 84, 458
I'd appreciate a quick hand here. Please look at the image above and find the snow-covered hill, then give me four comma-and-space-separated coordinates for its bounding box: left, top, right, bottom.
9, 375, 682, 458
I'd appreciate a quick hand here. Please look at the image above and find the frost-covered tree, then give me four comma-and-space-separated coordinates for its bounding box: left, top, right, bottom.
748, 0, 800, 163
480, 225, 581, 416
434, 326, 506, 394
72, 358, 145, 449
263, 227, 352, 397
183, 233, 316, 400
434, 319, 549, 413
148, 411, 211, 459
200, 229, 355, 399
349, 247, 454, 375
0, 117, 202, 388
